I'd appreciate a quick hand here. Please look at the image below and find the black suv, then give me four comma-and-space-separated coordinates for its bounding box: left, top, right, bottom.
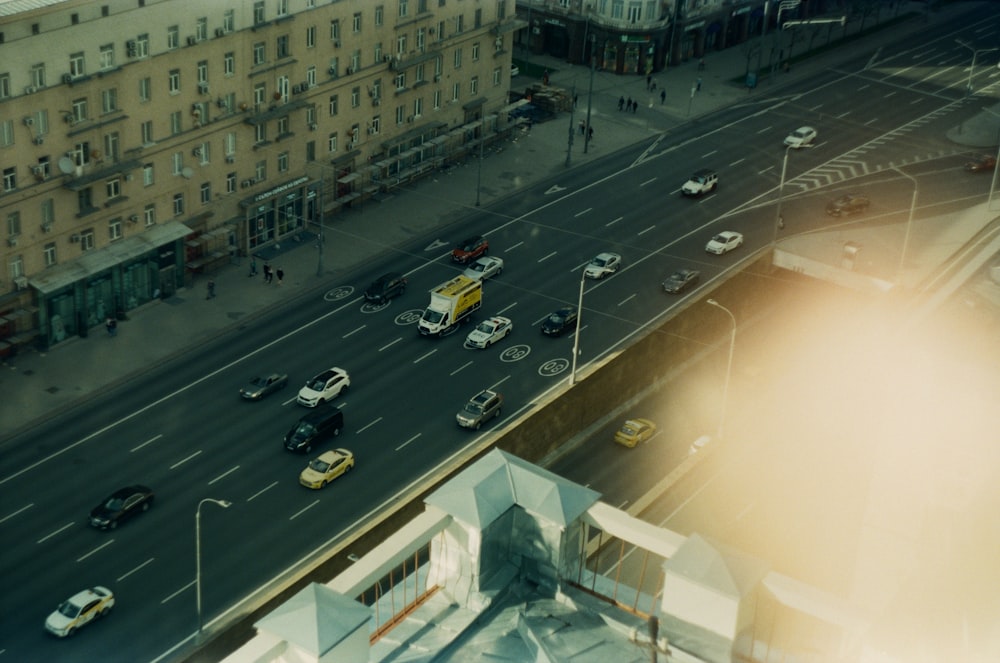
541, 306, 578, 337
826, 193, 870, 217
364, 272, 407, 303
284, 405, 344, 453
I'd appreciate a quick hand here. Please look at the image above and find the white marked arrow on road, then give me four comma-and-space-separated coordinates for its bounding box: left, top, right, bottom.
545, 184, 567, 195
425, 239, 447, 251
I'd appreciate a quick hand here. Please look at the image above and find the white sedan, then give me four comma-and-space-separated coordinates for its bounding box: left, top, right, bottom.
784, 126, 817, 148
464, 316, 513, 349
584, 252, 622, 279
463, 256, 504, 281
45, 586, 115, 637
705, 231, 744, 255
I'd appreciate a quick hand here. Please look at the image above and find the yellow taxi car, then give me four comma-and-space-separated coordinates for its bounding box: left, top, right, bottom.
45, 586, 115, 637
299, 448, 355, 489
614, 418, 657, 448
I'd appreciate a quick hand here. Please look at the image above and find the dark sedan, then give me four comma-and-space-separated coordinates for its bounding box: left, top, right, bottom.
240, 373, 289, 400
662, 268, 701, 294
364, 272, 407, 303
89, 485, 154, 530
541, 306, 578, 337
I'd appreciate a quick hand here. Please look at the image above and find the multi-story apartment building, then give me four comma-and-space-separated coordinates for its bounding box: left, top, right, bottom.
0, 0, 520, 350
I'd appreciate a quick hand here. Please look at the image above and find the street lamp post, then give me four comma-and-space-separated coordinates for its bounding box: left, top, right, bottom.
569, 268, 585, 386
891, 165, 918, 287
955, 40, 998, 95
706, 299, 735, 440
774, 145, 792, 241
583, 34, 595, 154
196, 497, 232, 639
475, 116, 485, 206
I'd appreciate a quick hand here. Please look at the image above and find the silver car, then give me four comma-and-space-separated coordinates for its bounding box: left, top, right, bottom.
456, 389, 503, 430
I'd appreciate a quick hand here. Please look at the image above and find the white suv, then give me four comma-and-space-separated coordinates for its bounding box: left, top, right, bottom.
297, 367, 351, 407
681, 169, 718, 196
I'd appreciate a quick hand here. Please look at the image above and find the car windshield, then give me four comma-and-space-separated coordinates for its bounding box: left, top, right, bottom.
693, 175, 707, 184
620, 425, 638, 435
306, 378, 327, 391
249, 376, 265, 386
469, 262, 485, 272
591, 257, 607, 267
464, 403, 484, 415
712, 234, 726, 243
294, 423, 316, 438
475, 322, 494, 333
57, 601, 81, 618
103, 497, 125, 511
549, 313, 566, 324
309, 458, 331, 472
423, 309, 444, 324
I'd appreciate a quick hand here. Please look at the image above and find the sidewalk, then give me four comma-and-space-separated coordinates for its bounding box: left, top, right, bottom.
0, 1, 987, 440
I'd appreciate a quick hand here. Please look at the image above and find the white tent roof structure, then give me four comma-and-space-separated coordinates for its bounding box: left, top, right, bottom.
254, 583, 370, 658
666, 533, 768, 599
425, 449, 601, 529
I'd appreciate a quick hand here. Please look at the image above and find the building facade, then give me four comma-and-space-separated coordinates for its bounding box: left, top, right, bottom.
0, 0, 519, 350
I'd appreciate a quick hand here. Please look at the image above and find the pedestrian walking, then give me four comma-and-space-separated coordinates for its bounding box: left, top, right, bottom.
618, 95, 625, 111
626, 97, 633, 113
696, 77, 702, 92
587, 125, 594, 141
573, 94, 578, 108
106, 317, 117, 337
660, 89, 666, 105
578, 119, 586, 135
263, 262, 272, 284
206, 279, 216, 299
276, 267, 284, 285
248, 257, 257, 277
631, 100, 637, 114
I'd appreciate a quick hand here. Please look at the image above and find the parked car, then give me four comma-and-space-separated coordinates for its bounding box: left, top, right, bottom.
240, 373, 288, 401
681, 169, 718, 196
45, 586, 115, 637
456, 389, 504, 430
541, 306, 578, 337
299, 448, 355, 489
297, 367, 350, 407
965, 154, 997, 172
89, 485, 154, 530
451, 235, 489, 264
614, 418, 657, 448
463, 256, 504, 281
826, 193, 870, 217
284, 404, 344, 453
705, 231, 744, 255
584, 252, 622, 279
783, 126, 817, 148
465, 316, 513, 349
364, 272, 407, 303
662, 268, 701, 294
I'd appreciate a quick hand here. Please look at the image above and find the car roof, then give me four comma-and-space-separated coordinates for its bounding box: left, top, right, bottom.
554, 306, 575, 315
109, 485, 150, 497
595, 251, 618, 259
316, 448, 351, 462
472, 389, 498, 402
717, 231, 739, 239
69, 586, 112, 605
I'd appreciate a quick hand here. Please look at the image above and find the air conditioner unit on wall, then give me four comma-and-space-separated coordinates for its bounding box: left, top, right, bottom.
215, 28, 225, 37
14, 276, 28, 290
24, 86, 36, 95
41, 223, 52, 233
7, 237, 18, 247
70, 233, 81, 243
33, 136, 45, 145
187, 36, 197, 46
62, 73, 73, 85
225, 155, 235, 163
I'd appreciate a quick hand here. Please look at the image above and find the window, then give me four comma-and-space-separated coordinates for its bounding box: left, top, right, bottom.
395, 72, 405, 90
306, 26, 316, 48
451, 81, 460, 102
170, 111, 182, 135
69, 52, 86, 77
353, 12, 362, 33
223, 9, 234, 33
197, 142, 210, 165
77, 188, 94, 215
454, 48, 462, 69
374, 42, 383, 64
139, 77, 151, 102
43, 242, 57, 267
474, 7, 482, 28
399, 0, 408, 18
30, 63, 46, 88
416, 28, 425, 52
143, 163, 154, 186
277, 0, 288, 15
433, 89, 441, 110
200, 182, 211, 204
196, 17, 207, 41
306, 65, 316, 87
168, 69, 180, 94
72, 141, 91, 167
351, 86, 360, 108
253, 1, 265, 25
330, 20, 340, 42
395, 104, 405, 126
41, 198, 54, 225
0, 75, 10, 101
109, 217, 123, 241
255, 160, 267, 181
328, 132, 338, 152
136, 33, 149, 58
106, 178, 121, 199
99, 44, 115, 70
277, 116, 289, 136
6, 211, 21, 237
413, 97, 422, 118
226, 172, 236, 194
167, 25, 179, 49
329, 94, 339, 116
372, 78, 382, 100
415, 63, 425, 83
77, 229, 95, 252
144, 203, 156, 227
172, 152, 183, 175
70, 97, 88, 123
472, 42, 480, 61
224, 52, 235, 76
456, 14, 464, 32
627, 3, 641, 22
102, 88, 118, 113
0, 119, 11, 147
104, 132, 120, 161
36, 157, 51, 180
396, 35, 407, 56
255, 124, 267, 144
375, 5, 384, 26
351, 50, 361, 71
254, 83, 266, 108
8, 255, 24, 281
418, 0, 428, 12
278, 151, 289, 173
225, 132, 236, 157
173, 193, 184, 216
470, 76, 478, 95
197, 61, 208, 84
253, 42, 266, 65
276, 35, 289, 59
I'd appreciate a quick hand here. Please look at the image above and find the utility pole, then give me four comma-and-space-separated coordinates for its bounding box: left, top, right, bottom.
315, 169, 325, 277
584, 36, 595, 154
565, 83, 576, 168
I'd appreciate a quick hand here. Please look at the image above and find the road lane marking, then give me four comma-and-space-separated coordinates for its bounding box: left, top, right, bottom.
618, 294, 637, 307
208, 465, 240, 485
379, 337, 402, 351
497, 302, 517, 314
505, 241, 523, 251
639, 178, 656, 187
537, 251, 557, 263
573, 207, 592, 217
756, 126, 772, 135
118, 558, 155, 582
170, 450, 202, 470
161, 580, 195, 604
729, 158, 745, 168
356, 417, 383, 434
131, 434, 163, 452
637, 225, 655, 235
702, 149, 718, 158
247, 481, 278, 502
290, 500, 319, 520
78, 539, 115, 562
606, 216, 623, 226
38, 522, 74, 544
343, 324, 366, 338
396, 434, 421, 451
450, 361, 473, 376
491, 374, 512, 389
413, 349, 437, 364
571, 324, 588, 338
1, 503, 33, 524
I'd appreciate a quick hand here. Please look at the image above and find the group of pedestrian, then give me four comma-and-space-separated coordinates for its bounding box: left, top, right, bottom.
577, 120, 595, 141
260, 262, 284, 285
617, 96, 639, 114
644, 75, 658, 92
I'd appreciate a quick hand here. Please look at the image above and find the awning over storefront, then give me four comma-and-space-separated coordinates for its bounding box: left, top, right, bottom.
30, 221, 192, 295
